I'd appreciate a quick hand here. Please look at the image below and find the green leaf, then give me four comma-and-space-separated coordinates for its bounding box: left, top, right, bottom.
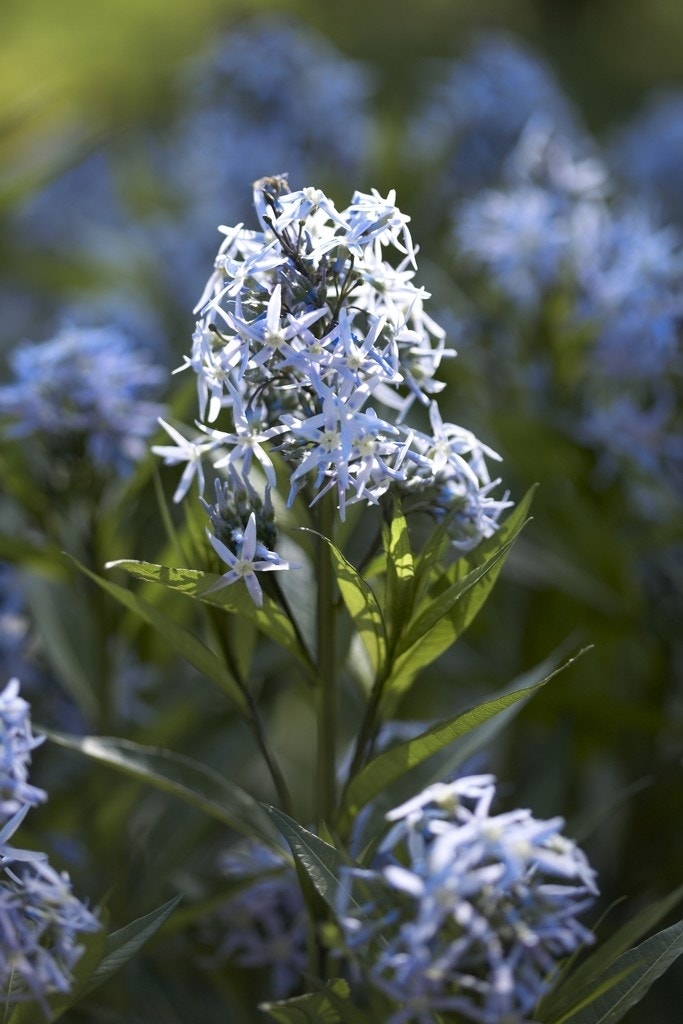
301, 531, 386, 676
263, 806, 357, 915
382, 497, 415, 651
260, 979, 354, 1024
396, 532, 520, 658
341, 671, 560, 828
44, 729, 281, 850
549, 917, 683, 1024
67, 555, 248, 713
540, 883, 683, 1021
382, 493, 535, 703
351, 648, 588, 858
105, 559, 310, 667
459, 483, 537, 574
80, 894, 183, 998
21, 574, 99, 721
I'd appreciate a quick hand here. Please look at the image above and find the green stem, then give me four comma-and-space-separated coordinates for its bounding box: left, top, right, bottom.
206, 605, 294, 816
344, 658, 390, 796
315, 494, 338, 824
243, 688, 295, 817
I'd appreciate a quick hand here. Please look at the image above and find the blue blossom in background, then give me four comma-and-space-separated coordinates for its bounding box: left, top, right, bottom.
168, 15, 374, 218
407, 33, 579, 198
0, 679, 99, 1011
8, 150, 127, 255
610, 90, 683, 225
449, 108, 683, 516
575, 204, 683, 512
456, 185, 573, 309
1, 150, 162, 350
453, 119, 609, 309
337, 776, 597, 1024
152, 15, 376, 305
205, 840, 307, 999
0, 323, 167, 474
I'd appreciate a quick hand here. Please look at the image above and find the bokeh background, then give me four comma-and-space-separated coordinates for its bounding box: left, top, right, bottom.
2, 0, 683, 1020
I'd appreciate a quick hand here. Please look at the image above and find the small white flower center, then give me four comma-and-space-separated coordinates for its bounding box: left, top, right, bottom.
264, 327, 286, 350
319, 429, 341, 452
354, 434, 376, 457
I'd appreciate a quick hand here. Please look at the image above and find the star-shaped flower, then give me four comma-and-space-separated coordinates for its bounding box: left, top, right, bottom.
204, 513, 292, 607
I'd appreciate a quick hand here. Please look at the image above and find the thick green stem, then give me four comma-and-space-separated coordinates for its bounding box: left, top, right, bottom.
315, 495, 338, 824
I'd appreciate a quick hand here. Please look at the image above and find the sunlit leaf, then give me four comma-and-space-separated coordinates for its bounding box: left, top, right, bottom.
301, 532, 386, 676
351, 648, 588, 856
341, 673, 559, 828
383, 494, 534, 702
105, 559, 309, 667
382, 497, 415, 652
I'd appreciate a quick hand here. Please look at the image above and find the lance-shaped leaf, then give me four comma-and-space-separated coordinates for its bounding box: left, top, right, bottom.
67, 555, 248, 714
301, 531, 387, 676
383, 506, 531, 702
45, 729, 281, 850
548, 917, 683, 1024
397, 533, 519, 657
350, 648, 587, 855
263, 807, 361, 915
540, 883, 683, 1021
106, 559, 309, 667
382, 497, 415, 651
340, 672, 559, 829
80, 894, 183, 999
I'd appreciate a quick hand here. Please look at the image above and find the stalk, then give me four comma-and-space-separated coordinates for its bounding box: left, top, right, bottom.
315, 493, 338, 824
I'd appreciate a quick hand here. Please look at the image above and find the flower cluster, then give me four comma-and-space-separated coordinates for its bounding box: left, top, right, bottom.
0, 679, 100, 1011
155, 177, 510, 601
0, 323, 166, 474
337, 775, 597, 1024
406, 33, 578, 197
610, 89, 683, 225
204, 840, 307, 999
167, 15, 374, 230
450, 114, 683, 516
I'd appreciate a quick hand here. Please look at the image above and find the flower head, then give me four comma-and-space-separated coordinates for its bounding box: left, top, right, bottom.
204, 840, 307, 999
0, 679, 46, 834
158, 176, 509, 564
0, 679, 100, 1013
0, 324, 166, 474
337, 776, 598, 1024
